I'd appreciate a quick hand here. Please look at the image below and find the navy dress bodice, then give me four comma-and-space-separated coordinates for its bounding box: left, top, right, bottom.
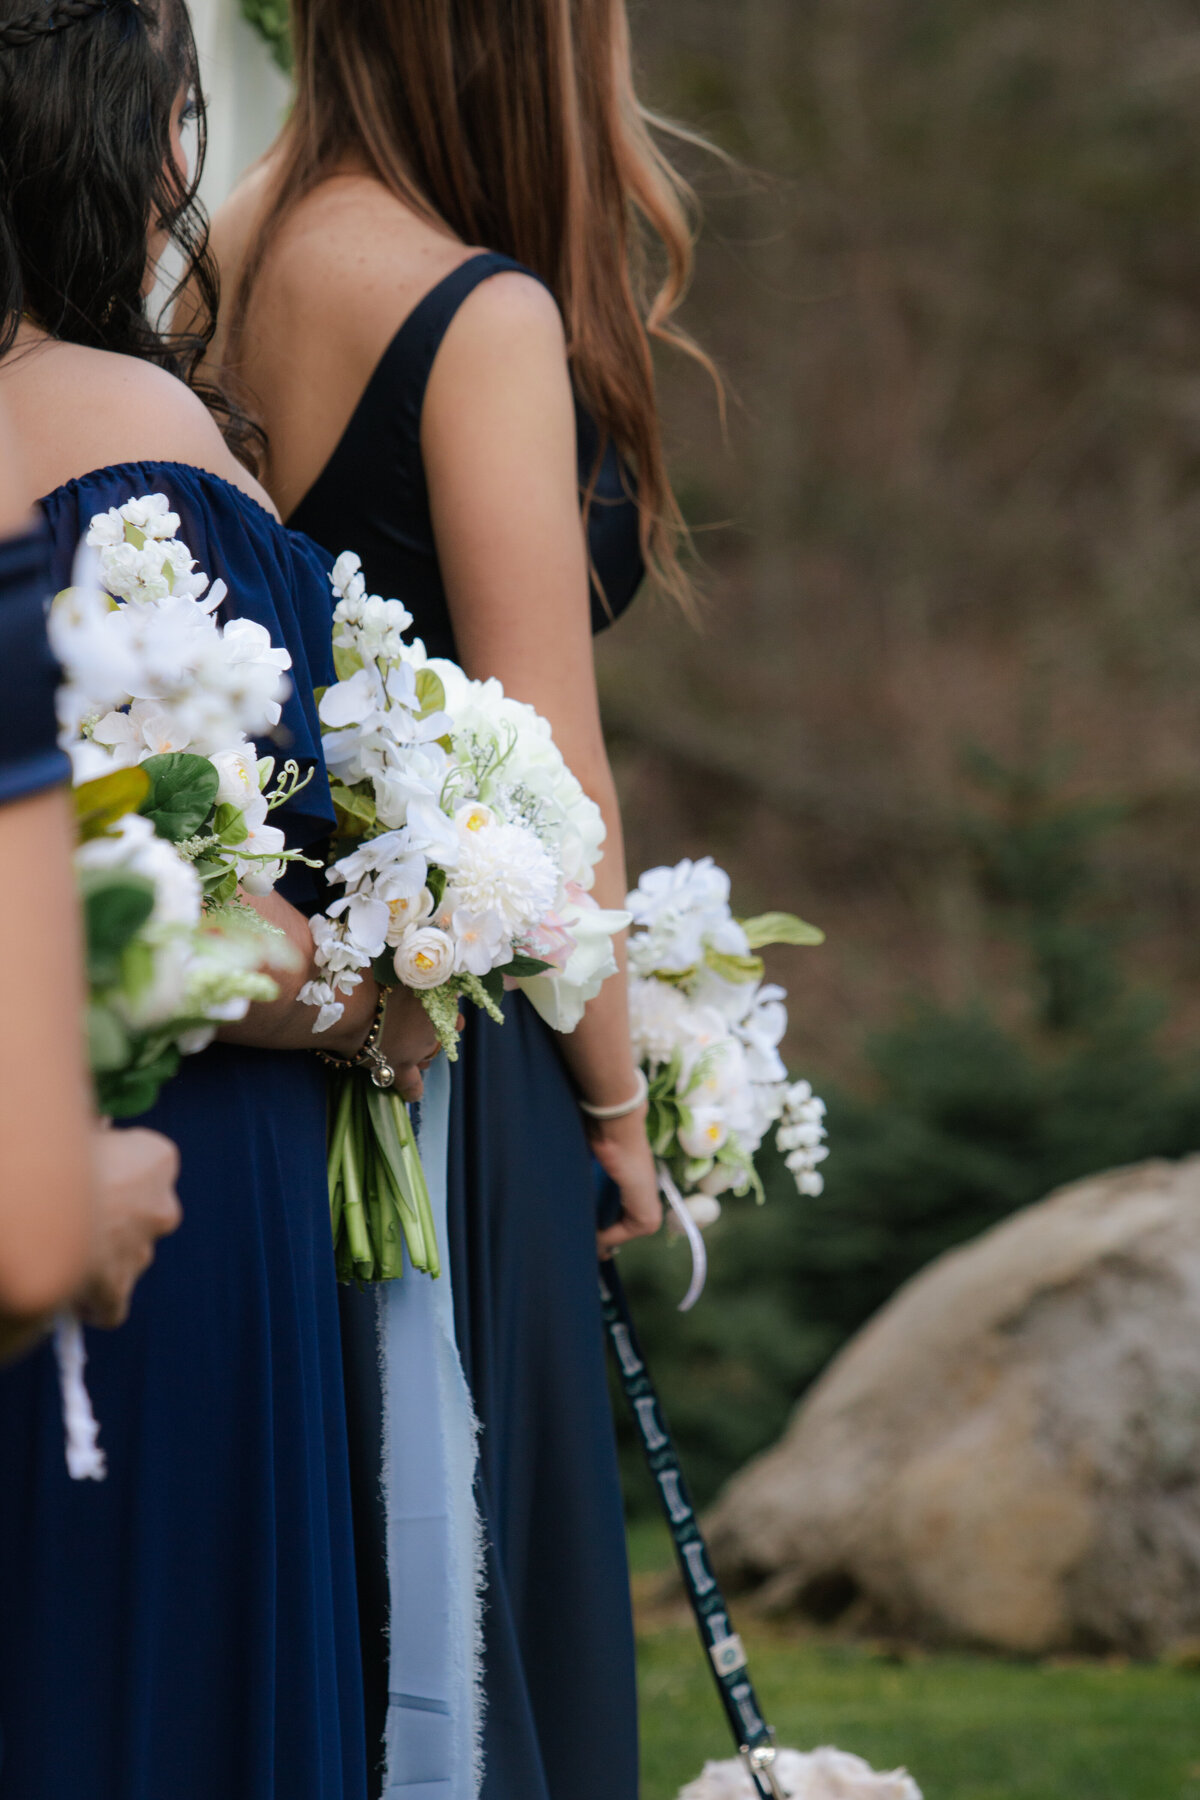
289, 251, 643, 652
0, 463, 367, 1800
0, 524, 70, 803
290, 254, 642, 1800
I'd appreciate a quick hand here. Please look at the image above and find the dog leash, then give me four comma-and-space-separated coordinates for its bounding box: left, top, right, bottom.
600, 1260, 788, 1800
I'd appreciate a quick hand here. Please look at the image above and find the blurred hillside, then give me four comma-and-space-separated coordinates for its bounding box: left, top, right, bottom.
607, 0, 1200, 1083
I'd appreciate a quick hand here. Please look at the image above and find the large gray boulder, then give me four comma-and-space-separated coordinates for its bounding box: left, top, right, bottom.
706, 1157, 1200, 1655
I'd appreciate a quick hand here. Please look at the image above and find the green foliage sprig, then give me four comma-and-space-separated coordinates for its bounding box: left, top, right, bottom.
240, 0, 292, 73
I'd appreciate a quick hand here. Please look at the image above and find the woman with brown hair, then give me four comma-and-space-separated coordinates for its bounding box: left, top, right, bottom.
209, 5, 714, 1794
0, 1, 443, 1793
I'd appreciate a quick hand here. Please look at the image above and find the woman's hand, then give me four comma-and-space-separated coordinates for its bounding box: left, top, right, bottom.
378, 987, 444, 1104
75, 1126, 182, 1329
591, 1106, 662, 1257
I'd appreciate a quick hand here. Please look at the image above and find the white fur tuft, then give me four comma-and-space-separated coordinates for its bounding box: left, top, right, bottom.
677, 1746, 922, 1800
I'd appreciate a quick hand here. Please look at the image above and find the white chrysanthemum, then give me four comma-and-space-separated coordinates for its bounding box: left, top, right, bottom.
443, 818, 558, 936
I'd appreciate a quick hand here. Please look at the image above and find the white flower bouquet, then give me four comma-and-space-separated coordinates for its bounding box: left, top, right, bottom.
301, 553, 628, 1282
51, 494, 304, 1118
627, 857, 828, 1308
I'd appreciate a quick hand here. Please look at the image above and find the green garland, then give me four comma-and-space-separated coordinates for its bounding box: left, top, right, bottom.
239, 0, 293, 73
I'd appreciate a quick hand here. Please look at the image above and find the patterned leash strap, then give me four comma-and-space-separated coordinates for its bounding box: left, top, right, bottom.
600, 1260, 788, 1800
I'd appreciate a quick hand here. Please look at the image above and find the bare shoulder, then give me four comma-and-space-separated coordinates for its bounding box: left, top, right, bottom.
253, 174, 481, 359
0, 340, 274, 514
423, 272, 574, 474
428, 271, 568, 415
444, 268, 565, 357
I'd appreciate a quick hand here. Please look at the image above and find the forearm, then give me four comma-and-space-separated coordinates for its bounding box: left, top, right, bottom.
215, 890, 379, 1058
551, 766, 641, 1109
0, 789, 95, 1317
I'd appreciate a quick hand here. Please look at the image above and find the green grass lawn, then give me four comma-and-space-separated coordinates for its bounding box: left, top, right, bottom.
630, 1520, 1200, 1800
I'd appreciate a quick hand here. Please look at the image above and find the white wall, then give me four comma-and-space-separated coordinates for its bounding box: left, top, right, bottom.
187, 0, 292, 211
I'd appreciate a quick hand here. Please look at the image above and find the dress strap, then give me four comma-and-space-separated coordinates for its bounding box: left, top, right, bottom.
379, 251, 548, 447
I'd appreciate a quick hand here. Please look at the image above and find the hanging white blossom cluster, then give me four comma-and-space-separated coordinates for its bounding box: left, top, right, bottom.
626, 856, 828, 1235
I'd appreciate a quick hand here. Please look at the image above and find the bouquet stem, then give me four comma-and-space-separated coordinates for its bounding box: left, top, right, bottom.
326, 1069, 439, 1283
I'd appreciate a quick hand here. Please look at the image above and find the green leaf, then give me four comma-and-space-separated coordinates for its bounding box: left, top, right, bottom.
499, 954, 554, 979
73, 766, 151, 841
80, 872, 155, 984
704, 946, 765, 985
200, 867, 239, 906
739, 910, 825, 949
426, 866, 447, 908
330, 781, 376, 841
213, 802, 249, 846
371, 952, 399, 987
415, 668, 446, 719
86, 1002, 130, 1074
479, 969, 505, 1010
139, 752, 219, 842
332, 643, 364, 682
95, 1045, 181, 1119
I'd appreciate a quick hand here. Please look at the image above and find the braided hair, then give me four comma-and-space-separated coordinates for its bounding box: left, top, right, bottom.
0, 0, 260, 466
0, 0, 127, 50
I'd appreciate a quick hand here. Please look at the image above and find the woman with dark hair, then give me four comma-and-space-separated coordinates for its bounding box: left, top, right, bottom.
211, 5, 717, 1794
0, 4, 440, 1795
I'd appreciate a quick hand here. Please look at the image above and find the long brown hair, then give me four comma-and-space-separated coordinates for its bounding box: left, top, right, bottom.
247, 0, 718, 605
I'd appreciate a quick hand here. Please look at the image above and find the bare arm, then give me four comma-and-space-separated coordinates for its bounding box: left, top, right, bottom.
423, 274, 661, 1250
0, 405, 94, 1320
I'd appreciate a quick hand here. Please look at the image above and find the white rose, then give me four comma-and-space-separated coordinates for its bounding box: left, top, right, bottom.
393, 925, 456, 990
697, 1165, 739, 1198
678, 1109, 729, 1160
382, 885, 435, 946
686, 1195, 723, 1229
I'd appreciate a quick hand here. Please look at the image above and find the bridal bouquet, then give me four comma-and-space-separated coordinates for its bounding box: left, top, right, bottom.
627, 857, 828, 1308
51, 493, 305, 1118
300, 552, 628, 1282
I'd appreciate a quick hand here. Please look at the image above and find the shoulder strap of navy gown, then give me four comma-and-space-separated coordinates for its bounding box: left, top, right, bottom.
376, 251, 549, 449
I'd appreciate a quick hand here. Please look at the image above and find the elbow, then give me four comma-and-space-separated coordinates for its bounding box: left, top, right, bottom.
0, 1170, 92, 1321
0, 1239, 89, 1322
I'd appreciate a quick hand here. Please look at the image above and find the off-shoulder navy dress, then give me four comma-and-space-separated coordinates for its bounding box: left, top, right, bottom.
0, 465, 368, 1800
291, 254, 642, 1800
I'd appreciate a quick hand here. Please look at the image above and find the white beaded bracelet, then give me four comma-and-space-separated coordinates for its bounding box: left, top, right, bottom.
578, 1067, 649, 1121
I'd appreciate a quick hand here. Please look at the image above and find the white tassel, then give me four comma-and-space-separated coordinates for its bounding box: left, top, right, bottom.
52, 1313, 107, 1481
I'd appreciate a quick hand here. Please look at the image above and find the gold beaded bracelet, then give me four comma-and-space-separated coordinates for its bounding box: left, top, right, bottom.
314, 987, 396, 1091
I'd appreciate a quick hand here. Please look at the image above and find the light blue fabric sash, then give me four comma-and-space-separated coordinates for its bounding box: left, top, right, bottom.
380, 1056, 484, 1798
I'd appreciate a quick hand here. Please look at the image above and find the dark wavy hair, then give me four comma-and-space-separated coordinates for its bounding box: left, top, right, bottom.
0, 0, 258, 463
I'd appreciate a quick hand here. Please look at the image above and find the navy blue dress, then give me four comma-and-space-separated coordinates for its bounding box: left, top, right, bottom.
0, 464, 368, 1800
0, 523, 70, 803
291, 254, 642, 1800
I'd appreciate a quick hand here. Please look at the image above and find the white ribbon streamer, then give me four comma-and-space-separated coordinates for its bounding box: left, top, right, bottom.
658, 1165, 708, 1313
52, 1313, 106, 1481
